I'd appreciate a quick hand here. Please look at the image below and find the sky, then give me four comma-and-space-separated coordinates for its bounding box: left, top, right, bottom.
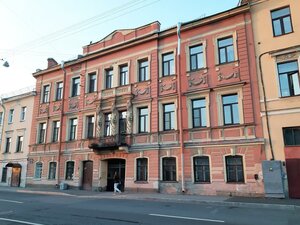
0, 0, 238, 96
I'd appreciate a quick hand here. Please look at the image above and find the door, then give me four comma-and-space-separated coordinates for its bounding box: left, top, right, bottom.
82, 161, 93, 190
11, 167, 21, 187
286, 159, 300, 198
107, 159, 125, 191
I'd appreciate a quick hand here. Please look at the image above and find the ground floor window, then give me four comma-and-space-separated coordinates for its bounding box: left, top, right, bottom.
226, 155, 244, 183
35, 162, 43, 179
136, 158, 148, 181
1, 167, 7, 182
162, 157, 176, 181
48, 162, 57, 180
194, 156, 210, 183
65, 161, 74, 180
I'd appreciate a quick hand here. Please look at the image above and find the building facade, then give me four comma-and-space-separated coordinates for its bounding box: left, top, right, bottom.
245, 0, 300, 198
0, 89, 35, 187
27, 4, 265, 196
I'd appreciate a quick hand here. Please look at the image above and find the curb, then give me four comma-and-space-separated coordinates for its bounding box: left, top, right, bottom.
1, 188, 299, 210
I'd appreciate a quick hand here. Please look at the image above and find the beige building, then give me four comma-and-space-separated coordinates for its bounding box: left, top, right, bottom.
244, 0, 300, 198
0, 88, 35, 187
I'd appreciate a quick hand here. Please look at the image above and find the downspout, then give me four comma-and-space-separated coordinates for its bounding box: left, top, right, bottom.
57, 61, 67, 185
177, 23, 185, 193
0, 98, 5, 153
259, 52, 274, 160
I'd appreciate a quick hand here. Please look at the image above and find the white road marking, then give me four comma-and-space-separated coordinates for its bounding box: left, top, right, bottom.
0, 199, 23, 204
149, 213, 225, 223
0, 218, 45, 225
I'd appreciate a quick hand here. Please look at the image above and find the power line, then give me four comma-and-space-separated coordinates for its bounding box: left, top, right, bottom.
12, 0, 160, 54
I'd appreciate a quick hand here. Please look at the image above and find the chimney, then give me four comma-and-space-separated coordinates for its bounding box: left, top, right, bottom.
47, 58, 58, 68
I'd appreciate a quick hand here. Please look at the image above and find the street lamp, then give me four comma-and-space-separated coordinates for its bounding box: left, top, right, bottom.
1, 59, 9, 67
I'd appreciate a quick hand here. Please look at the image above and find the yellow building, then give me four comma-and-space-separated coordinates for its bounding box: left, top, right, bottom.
244, 0, 300, 198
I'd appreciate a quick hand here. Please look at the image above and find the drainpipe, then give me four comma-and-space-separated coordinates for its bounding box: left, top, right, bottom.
259, 52, 275, 160
0, 98, 6, 153
177, 22, 185, 193
57, 61, 67, 185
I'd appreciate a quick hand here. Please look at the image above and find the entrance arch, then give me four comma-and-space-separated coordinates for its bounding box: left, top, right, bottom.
6, 163, 22, 187
107, 159, 125, 192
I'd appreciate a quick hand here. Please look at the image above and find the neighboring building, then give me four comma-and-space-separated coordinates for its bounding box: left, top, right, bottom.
27, 3, 265, 196
243, 0, 300, 198
0, 88, 35, 187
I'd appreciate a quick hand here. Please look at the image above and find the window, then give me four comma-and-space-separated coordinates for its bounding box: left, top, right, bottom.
42, 85, 50, 103
192, 99, 206, 128
38, 122, 46, 144
34, 162, 43, 179
120, 65, 128, 86
69, 118, 77, 141
138, 59, 149, 82
1, 167, 7, 183
86, 115, 95, 139
194, 156, 210, 183
162, 52, 174, 76
218, 36, 234, 64
283, 127, 300, 146
4, 137, 11, 153
55, 82, 63, 101
65, 161, 74, 180
119, 111, 127, 134
8, 109, 14, 123
138, 107, 148, 133
163, 103, 175, 131
106, 69, 113, 89
104, 113, 112, 136
190, 45, 204, 71
277, 61, 300, 97
48, 162, 57, 180
271, 7, 293, 36
87, 73, 96, 93
20, 106, 26, 121
16, 136, 23, 152
52, 121, 60, 142
226, 155, 244, 183
0, 112, 3, 125
71, 77, 80, 97
222, 94, 239, 125
136, 158, 148, 181
162, 157, 176, 181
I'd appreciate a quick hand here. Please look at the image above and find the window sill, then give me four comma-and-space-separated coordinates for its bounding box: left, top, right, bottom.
160, 181, 178, 183
226, 182, 245, 184
273, 31, 293, 38
279, 94, 300, 99
215, 60, 239, 68
159, 74, 177, 80
194, 182, 211, 184
187, 67, 208, 75
15, 151, 23, 154
134, 181, 148, 184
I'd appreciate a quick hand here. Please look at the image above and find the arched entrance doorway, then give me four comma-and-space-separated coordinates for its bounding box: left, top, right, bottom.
107, 159, 125, 192
6, 163, 21, 187
82, 160, 93, 190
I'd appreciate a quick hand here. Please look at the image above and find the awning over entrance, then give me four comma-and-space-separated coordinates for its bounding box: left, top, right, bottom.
5, 163, 22, 168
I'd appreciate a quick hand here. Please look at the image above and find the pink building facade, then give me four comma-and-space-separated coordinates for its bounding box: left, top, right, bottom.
27, 5, 265, 196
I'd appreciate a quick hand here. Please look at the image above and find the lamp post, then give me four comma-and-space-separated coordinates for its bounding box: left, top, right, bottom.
1, 59, 9, 67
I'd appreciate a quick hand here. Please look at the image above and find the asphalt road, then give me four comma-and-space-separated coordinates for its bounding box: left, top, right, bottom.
0, 191, 299, 225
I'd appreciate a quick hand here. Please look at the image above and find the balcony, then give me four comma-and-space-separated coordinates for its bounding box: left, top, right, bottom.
89, 134, 131, 153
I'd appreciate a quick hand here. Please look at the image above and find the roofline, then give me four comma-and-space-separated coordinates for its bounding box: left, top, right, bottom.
1, 90, 36, 103
33, 5, 249, 77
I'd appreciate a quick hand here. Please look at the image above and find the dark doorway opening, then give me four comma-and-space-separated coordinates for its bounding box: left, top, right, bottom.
82, 161, 93, 190
107, 159, 125, 192
6, 163, 21, 187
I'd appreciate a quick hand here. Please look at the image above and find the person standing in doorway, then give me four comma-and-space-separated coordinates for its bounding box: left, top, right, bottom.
113, 171, 121, 194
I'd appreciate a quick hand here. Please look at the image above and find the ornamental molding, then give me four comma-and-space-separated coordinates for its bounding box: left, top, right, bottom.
53, 104, 61, 112
135, 87, 150, 96
188, 75, 207, 87
276, 52, 300, 62
39, 105, 49, 114
160, 82, 176, 92
218, 72, 239, 81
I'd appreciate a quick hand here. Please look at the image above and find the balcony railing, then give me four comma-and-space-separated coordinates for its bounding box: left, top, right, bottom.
89, 134, 131, 153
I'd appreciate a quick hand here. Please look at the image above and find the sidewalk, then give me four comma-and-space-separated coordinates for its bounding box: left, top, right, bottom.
1, 186, 299, 210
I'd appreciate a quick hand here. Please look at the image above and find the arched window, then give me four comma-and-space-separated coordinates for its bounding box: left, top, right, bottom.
65, 161, 74, 180
35, 162, 43, 179
48, 162, 57, 180
136, 158, 148, 181
225, 155, 244, 183
193, 156, 210, 183
162, 157, 176, 181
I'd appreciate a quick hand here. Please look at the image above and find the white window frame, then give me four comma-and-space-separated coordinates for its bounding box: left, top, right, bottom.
159, 49, 176, 78
223, 153, 246, 183
136, 55, 151, 83
185, 39, 207, 72
214, 31, 238, 65
133, 102, 151, 134
134, 156, 149, 182
159, 98, 178, 131
85, 71, 98, 93
191, 154, 212, 183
